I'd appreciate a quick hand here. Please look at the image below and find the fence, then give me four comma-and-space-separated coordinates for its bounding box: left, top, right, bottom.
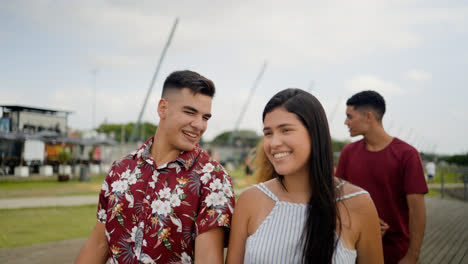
438, 165, 468, 201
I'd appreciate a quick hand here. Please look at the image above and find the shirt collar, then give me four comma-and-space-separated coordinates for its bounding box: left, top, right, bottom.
135, 136, 201, 171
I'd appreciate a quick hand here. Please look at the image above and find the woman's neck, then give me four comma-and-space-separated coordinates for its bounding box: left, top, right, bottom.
279, 172, 311, 203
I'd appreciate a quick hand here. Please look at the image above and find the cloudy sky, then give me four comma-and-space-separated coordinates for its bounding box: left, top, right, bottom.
1, 0, 467, 154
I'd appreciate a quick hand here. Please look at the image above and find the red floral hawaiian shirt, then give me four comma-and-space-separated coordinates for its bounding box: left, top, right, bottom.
97, 137, 235, 264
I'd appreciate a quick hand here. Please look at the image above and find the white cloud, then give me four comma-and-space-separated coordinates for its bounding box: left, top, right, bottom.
449, 108, 468, 122
3, 0, 464, 67
87, 55, 144, 69
405, 69, 432, 81
345, 75, 404, 97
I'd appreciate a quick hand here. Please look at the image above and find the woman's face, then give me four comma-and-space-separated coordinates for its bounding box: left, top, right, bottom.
263, 107, 311, 178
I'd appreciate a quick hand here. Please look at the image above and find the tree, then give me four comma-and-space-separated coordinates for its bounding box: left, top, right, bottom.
331, 139, 350, 153
97, 122, 158, 143
443, 153, 468, 166
210, 130, 260, 147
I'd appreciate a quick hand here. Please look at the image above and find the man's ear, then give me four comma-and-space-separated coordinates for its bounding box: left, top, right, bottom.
158, 99, 169, 119
365, 111, 376, 123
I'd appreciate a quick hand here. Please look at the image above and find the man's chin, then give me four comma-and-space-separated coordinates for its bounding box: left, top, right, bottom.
177, 142, 198, 152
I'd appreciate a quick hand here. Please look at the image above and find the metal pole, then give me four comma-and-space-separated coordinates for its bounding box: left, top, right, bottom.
441, 170, 444, 199
91, 69, 98, 130
129, 18, 179, 142
464, 173, 467, 201
229, 61, 268, 145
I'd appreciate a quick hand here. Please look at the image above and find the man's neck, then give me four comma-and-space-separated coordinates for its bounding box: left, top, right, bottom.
151, 131, 181, 167
364, 125, 393, 152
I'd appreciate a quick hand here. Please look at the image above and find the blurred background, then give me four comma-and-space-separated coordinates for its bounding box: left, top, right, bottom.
1, 0, 468, 263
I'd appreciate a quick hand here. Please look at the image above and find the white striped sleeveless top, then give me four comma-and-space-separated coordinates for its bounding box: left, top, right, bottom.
244, 181, 368, 264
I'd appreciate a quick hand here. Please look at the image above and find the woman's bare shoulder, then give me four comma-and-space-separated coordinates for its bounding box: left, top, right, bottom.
337, 180, 375, 211
237, 182, 273, 208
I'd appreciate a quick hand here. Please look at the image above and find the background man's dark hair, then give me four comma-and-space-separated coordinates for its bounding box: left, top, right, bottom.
162, 70, 216, 97
346, 90, 386, 121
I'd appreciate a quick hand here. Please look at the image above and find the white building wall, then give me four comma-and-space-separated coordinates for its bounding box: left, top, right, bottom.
18, 111, 67, 133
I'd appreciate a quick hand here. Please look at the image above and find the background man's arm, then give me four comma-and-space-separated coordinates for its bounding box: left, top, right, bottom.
75, 222, 109, 264
399, 194, 426, 264
194, 227, 224, 264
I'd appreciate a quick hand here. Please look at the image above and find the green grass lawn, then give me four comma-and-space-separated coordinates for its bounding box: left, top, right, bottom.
0, 205, 96, 248
429, 167, 466, 184
0, 169, 252, 248
0, 174, 106, 198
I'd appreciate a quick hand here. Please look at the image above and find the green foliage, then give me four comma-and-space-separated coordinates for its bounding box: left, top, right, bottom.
331, 139, 350, 153
211, 130, 260, 147
444, 154, 468, 166
97, 122, 157, 143
57, 149, 72, 165
420, 152, 439, 162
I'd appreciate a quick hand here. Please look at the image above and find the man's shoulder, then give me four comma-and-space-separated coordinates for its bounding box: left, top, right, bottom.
342, 139, 364, 152
197, 149, 228, 174
390, 138, 419, 156
109, 150, 139, 172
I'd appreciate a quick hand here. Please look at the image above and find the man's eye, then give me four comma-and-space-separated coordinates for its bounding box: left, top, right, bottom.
184, 111, 195, 115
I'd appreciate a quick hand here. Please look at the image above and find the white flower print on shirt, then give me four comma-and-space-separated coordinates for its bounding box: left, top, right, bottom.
176, 187, 184, 196
223, 185, 233, 197
200, 173, 211, 184
158, 187, 171, 199
152, 170, 159, 181
170, 194, 181, 207
98, 209, 107, 222
128, 175, 137, 185
151, 200, 164, 215
202, 163, 215, 173
215, 192, 228, 206
120, 168, 131, 179
159, 201, 171, 216
205, 192, 217, 207
111, 180, 128, 193
181, 252, 192, 264
210, 179, 223, 191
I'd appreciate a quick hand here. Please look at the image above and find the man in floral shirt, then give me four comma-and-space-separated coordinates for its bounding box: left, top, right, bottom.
76, 70, 235, 264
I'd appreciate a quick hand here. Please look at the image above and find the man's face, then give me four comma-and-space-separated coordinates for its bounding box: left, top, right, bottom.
159, 88, 212, 152
344, 106, 368, 137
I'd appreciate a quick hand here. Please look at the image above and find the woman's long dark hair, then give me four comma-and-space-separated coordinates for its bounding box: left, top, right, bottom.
262, 88, 339, 264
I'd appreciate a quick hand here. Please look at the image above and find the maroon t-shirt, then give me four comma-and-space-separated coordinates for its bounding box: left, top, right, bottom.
336, 137, 428, 264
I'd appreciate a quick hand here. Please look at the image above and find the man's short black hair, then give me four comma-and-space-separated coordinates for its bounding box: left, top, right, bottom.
162, 70, 215, 97
346, 90, 386, 121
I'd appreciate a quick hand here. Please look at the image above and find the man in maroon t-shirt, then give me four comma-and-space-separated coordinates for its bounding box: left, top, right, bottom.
336, 90, 428, 264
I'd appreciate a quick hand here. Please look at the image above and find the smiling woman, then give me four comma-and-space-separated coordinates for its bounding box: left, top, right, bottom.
227, 88, 383, 264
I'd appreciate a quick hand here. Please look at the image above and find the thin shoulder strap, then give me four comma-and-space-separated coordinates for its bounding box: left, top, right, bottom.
255, 183, 280, 202
336, 190, 369, 201
335, 180, 346, 190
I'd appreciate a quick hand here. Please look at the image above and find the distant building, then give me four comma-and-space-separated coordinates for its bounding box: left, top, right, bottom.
0, 105, 72, 135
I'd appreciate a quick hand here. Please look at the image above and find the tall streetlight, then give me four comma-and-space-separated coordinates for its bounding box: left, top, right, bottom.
91, 69, 98, 130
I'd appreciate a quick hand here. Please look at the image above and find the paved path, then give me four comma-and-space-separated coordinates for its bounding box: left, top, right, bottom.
0, 195, 98, 209
419, 197, 468, 264
0, 238, 88, 264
